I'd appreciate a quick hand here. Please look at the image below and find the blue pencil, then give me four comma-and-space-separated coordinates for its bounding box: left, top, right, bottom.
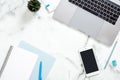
39, 61, 42, 80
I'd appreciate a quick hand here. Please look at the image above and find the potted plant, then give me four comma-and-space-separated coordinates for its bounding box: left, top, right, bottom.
28, 0, 41, 12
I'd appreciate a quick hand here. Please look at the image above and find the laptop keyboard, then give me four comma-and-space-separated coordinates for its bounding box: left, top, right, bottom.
69, 0, 120, 25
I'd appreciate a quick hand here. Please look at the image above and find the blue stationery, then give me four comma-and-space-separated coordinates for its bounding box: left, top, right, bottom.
104, 41, 118, 69
18, 41, 55, 80
39, 61, 42, 80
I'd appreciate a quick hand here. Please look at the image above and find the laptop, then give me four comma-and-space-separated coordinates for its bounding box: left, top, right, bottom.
53, 0, 120, 46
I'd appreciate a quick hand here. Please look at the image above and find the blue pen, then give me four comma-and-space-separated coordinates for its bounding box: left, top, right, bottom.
39, 61, 42, 80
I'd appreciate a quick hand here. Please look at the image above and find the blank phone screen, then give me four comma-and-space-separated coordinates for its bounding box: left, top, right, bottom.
80, 49, 99, 74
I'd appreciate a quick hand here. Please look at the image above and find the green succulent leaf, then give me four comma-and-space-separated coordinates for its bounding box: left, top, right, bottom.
28, 0, 41, 12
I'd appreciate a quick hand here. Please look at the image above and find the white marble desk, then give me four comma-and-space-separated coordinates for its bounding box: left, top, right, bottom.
0, 0, 120, 80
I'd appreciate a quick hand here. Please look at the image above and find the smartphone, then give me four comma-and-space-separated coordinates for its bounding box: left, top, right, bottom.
79, 47, 99, 77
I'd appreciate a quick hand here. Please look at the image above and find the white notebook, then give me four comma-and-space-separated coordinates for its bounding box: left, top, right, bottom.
0, 47, 38, 80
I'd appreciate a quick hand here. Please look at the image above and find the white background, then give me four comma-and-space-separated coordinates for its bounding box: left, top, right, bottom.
0, 0, 120, 80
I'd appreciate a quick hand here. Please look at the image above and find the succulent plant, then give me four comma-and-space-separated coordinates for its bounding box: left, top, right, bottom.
28, 0, 41, 12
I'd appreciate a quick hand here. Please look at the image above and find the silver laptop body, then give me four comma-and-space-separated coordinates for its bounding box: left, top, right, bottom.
53, 0, 120, 46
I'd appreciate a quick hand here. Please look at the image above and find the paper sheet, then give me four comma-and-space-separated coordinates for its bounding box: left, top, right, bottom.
18, 41, 55, 80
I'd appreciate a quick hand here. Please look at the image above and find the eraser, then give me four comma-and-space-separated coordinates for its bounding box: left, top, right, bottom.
112, 60, 117, 67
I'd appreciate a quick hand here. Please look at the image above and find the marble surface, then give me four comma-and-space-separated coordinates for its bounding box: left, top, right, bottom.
0, 0, 120, 80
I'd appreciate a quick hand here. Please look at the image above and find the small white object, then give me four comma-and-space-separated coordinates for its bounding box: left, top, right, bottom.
40, 0, 60, 13
0, 47, 38, 80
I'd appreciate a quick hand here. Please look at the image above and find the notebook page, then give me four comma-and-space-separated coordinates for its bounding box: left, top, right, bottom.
0, 47, 38, 80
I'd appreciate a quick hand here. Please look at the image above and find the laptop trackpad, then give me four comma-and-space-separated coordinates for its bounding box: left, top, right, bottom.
69, 8, 104, 37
